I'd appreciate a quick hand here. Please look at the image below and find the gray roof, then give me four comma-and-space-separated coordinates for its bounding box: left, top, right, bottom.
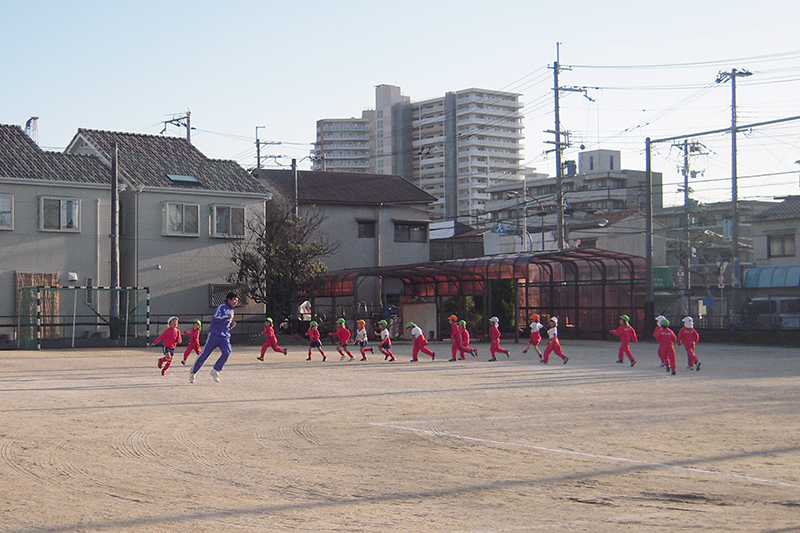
752, 196, 800, 222
68, 129, 270, 196
253, 169, 435, 205
0, 124, 110, 184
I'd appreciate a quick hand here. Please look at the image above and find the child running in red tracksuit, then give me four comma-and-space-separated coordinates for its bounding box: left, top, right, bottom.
330, 318, 355, 361
355, 319, 374, 361
458, 320, 478, 358
654, 318, 678, 375
447, 314, 465, 361
542, 317, 569, 364
405, 322, 435, 362
258, 317, 288, 361
306, 321, 326, 361
522, 314, 544, 359
610, 314, 638, 367
678, 316, 701, 371
153, 316, 183, 375
488, 316, 510, 361
375, 320, 395, 362
181, 319, 202, 365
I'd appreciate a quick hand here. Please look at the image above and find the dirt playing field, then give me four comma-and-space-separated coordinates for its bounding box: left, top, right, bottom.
1, 338, 799, 532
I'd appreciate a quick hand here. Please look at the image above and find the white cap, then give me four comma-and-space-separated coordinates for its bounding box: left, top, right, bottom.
682, 316, 694, 327
550, 317, 558, 324
655, 314, 666, 325
167, 316, 178, 324
489, 316, 499, 323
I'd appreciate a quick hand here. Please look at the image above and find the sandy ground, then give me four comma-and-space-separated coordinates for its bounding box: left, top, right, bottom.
1, 338, 799, 533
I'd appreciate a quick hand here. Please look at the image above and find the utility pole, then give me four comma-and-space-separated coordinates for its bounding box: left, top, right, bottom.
110, 143, 120, 336
546, 43, 593, 250
255, 126, 281, 170
292, 158, 299, 218
715, 68, 752, 315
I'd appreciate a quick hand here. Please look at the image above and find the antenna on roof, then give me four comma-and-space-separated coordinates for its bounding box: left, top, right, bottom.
160, 109, 191, 142
24, 117, 39, 145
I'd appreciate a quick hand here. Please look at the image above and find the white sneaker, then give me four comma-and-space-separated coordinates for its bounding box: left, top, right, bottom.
210, 369, 220, 382
340, 354, 347, 361
189, 373, 196, 383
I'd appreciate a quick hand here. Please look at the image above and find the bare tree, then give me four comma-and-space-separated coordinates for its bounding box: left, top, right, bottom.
228, 200, 337, 321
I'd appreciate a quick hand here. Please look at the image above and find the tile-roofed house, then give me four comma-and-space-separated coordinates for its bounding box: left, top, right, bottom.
752, 196, 800, 222
67, 129, 268, 195
748, 196, 800, 290
252, 169, 436, 308
0, 125, 271, 345
254, 169, 435, 205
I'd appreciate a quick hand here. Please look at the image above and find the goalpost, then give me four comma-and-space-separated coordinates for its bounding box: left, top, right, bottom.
17, 286, 150, 350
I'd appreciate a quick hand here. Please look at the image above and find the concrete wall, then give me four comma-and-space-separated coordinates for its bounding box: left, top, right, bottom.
752, 218, 799, 268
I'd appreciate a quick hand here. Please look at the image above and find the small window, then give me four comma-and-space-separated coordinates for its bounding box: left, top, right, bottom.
768, 234, 795, 258
163, 202, 200, 236
394, 222, 428, 243
166, 173, 199, 184
39, 197, 80, 232
212, 205, 245, 238
358, 221, 376, 238
0, 193, 13, 230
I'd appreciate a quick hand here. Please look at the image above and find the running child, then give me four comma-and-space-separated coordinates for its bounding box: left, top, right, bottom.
522, 314, 544, 359
678, 316, 701, 371
257, 317, 288, 361
153, 316, 183, 376
181, 319, 202, 365
610, 314, 638, 367
654, 318, 678, 375
458, 320, 478, 358
330, 318, 355, 361
447, 314, 465, 361
306, 321, 326, 361
488, 316, 509, 361
405, 322, 435, 362
375, 319, 395, 361
542, 317, 569, 364
355, 319, 374, 361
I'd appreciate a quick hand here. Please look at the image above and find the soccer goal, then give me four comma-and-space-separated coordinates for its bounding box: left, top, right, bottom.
17, 286, 150, 349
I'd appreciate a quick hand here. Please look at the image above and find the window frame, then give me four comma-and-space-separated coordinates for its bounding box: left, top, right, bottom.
357, 220, 376, 239
768, 233, 796, 258
38, 196, 80, 232
0, 193, 13, 230
211, 205, 246, 239
163, 202, 200, 237
394, 221, 428, 243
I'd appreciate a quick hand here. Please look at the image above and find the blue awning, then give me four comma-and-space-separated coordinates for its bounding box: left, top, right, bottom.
743, 266, 800, 288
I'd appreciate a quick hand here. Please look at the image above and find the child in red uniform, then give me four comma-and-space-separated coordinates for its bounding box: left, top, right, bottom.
355, 319, 374, 361
257, 317, 287, 361
654, 318, 678, 375
458, 320, 478, 358
447, 315, 465, 361
522, 314, 544, 359
153, 317, 183, 375
405, 322, 435, 362
610, 314, 638, 367
306, 321, 326, 361
678, 316, 701, 371
542, 317, 569, 364
330, 318, 355, 361
181, 319, 202, 365
488, 316, 510, 361
375, 319, 395, 361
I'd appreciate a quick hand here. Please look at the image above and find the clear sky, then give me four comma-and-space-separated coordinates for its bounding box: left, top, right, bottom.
3, 0, 800, 207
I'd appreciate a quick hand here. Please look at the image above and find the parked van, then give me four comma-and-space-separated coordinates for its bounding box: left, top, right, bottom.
748, 298, 800, 329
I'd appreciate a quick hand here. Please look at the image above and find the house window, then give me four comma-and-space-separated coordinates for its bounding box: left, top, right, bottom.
39, 197, 80, 232
212, 205, 245, 238
164, 202, 200, 236
768, 234, 796, 258
394, 222, 428, 243
358, 220, 376, 238
0, 193, 12, 230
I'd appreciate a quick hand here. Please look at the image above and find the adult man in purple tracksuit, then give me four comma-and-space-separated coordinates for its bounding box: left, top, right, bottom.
189, 292, 238, 383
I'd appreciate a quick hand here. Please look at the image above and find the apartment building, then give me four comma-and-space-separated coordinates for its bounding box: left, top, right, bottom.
313, 85, 524, 223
